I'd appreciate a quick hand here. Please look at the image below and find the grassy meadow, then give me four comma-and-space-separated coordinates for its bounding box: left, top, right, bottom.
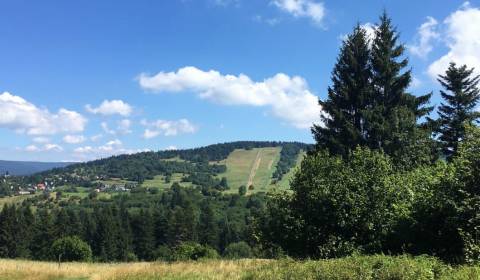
219, 147, 280, 193
0, 255, 478, 280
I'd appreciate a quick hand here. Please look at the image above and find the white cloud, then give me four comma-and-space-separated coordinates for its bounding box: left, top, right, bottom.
90, 134, 103, 142
24, 143, 63, 152
117, 119, 132, 135
85, 99, 132, 116
271, 0, 325, 26
362, 22, 376, 42
138, 66, 321, 129
73, 139, 149, 160
100, 119, 132, 135
339, 22, 376, 46
63, 134, 86, 144
32, 137, 50, 144
427, 3, 480, 78
408, 16, 440, 58
44, 143, 64, 152
25, 145, 40, 152
0, 92, 87, 136
141, 119, 197, 139
164, 145, 178, 150
101, 122, 115, 135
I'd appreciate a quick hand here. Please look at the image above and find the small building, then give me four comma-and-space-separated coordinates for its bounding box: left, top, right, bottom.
36, 183, 46, 190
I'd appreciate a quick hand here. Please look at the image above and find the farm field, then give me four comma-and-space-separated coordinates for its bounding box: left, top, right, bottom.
0, 255, 478, 280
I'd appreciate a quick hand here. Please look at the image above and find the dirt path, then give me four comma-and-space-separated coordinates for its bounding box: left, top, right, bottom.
267, 158, 274, 170
247, 150, 262, 187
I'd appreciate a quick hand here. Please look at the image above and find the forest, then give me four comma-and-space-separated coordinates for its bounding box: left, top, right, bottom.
0, 12, 480, 270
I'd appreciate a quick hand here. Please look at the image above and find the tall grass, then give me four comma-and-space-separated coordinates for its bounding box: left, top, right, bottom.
0, 255, 478, 280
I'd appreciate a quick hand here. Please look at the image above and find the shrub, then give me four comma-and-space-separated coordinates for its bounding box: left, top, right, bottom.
224, 242, 253, 259
239, 185, 247, 196
50, 236, 92, 262
171, 242, 219, 261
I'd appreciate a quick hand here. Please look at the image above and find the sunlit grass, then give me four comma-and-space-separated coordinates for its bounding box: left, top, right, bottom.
0, 255, 478, 280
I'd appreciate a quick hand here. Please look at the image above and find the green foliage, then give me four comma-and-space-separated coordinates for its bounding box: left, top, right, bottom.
244, 255, 478, 280
238, 185, 247, 196
223, 242, 253, 259
50, 236, 92, 262
171, 242, 219, 261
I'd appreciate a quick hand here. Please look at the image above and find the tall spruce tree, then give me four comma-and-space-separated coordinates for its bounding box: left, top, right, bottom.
312, 24, 372, 157
366, 12, 433, 165
435, 62, 480, 159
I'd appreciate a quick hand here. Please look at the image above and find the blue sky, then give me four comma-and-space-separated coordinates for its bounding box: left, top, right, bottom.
1, 0, 479, 161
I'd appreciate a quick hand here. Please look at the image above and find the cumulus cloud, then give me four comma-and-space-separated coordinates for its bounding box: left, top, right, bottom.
138, 66, 320, 129
85, 99, 132, 116
100, 119, 132, 135
0, 92, 87, 135
141, 119, 197, 139
32, 137, 50, 144
73, 139, 149, 160
271, 0, 325, 26
427, 3, 480, 78
117, 119, 132, 135
408, 16, 440, 58
63, 134, 86, 144
23, 143, 63, 152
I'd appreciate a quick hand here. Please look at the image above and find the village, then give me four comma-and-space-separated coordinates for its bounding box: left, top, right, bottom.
0, 171, 137, 198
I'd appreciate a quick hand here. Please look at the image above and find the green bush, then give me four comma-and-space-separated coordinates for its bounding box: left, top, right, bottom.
243, 255, 479, 280
224, 242, 253, 259
262, 148, 414, 258
50, 236, 92, 262
153, 245, 172, 261
171, 242, 219, 261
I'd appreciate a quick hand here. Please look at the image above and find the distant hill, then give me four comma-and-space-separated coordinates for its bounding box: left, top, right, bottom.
0, 160, 74, 176
35, 141, 312, 193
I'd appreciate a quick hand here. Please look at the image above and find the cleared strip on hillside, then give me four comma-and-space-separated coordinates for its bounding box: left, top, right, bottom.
221, 147, 281, 193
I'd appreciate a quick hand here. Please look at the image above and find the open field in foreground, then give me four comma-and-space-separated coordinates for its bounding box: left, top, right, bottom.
0, 255, 479, 280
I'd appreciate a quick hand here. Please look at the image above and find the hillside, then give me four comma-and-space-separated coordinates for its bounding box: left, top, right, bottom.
0, 160, 73, 176
27, 141, 311, 194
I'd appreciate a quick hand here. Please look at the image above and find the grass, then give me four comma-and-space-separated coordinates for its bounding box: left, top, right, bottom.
219, 148, 280, 193
0, 255, 478, 280
141, 173, 193, 190
0, 194, 36, 209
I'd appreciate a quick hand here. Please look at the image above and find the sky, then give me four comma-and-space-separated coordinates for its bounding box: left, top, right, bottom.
1, 0, 480, 162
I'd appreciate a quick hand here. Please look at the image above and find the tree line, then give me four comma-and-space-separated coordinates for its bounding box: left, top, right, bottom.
0, 184, 269, 262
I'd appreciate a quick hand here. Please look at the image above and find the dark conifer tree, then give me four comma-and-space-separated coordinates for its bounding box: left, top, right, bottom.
312, 24, 372, 157
153, 207, 169, 247
93, 207, 119, 261
30, 209, 55, 260
199, 201, 219, 249
435, 63, 480, 159
131, 208, 155, 261
0, 205, 18, 258
366, 12, 433, 165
